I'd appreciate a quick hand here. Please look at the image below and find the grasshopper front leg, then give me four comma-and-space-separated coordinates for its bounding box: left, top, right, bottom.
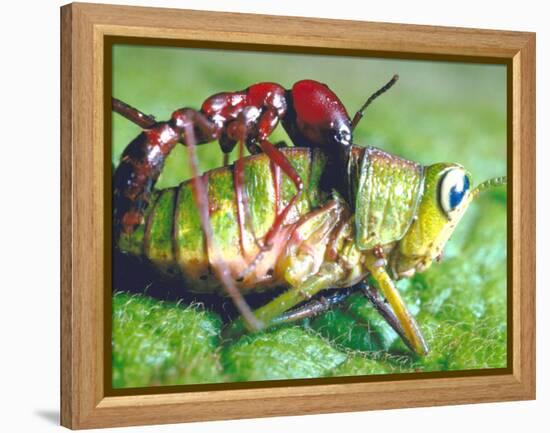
364, 261, 429, 356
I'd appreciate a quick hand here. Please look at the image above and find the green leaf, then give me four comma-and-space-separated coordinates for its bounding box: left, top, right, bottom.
112, 292, 226, 388
222, 327, 347, 381
329, 354, 411, 377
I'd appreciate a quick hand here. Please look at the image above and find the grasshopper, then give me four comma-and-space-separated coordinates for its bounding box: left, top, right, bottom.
113, 78, 506, 356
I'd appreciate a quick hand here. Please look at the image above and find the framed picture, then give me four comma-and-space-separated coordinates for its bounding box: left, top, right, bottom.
60, 2, 535, 429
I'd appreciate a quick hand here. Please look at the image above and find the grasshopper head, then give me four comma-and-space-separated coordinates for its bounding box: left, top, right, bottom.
390, 163, 506, 279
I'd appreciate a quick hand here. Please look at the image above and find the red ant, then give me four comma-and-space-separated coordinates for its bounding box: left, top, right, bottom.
113, 75, 398, 240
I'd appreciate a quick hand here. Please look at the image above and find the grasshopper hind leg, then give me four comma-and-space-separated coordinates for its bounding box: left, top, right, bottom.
222, 272, 339, 340
268, 286, 359, 326
222, 287, 356, 341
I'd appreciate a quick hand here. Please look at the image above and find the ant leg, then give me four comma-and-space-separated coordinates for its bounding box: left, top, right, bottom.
258, 139, 304, 246
350, 74, 399, 131
171, 108, 220, 143
219, 132, 237, 166
174, 114, 261, 332
253, 107, 306, 247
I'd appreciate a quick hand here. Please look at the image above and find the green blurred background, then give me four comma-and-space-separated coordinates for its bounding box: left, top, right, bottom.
112, 44, 507, 388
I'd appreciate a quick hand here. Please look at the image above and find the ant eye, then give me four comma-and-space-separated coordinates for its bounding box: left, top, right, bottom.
439, 168, 470, 216
333, 126, 351, 146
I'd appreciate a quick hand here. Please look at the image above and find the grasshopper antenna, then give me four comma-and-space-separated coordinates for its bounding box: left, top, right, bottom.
470, 176, 507, 200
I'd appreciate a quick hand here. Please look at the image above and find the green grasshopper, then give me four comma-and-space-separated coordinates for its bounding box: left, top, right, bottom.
112, 79, 506, 356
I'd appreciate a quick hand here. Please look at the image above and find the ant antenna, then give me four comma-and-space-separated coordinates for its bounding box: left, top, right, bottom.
351, 74, 399, 131
112, 97, 156, 129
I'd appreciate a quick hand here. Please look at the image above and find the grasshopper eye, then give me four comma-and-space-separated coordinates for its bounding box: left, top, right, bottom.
439, 168, 470, 216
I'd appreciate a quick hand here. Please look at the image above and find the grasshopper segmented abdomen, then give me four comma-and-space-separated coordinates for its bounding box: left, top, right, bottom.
118, 148, 330, 294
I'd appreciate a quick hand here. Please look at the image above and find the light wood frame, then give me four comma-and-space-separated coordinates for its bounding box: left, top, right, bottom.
60, 2, 536, 429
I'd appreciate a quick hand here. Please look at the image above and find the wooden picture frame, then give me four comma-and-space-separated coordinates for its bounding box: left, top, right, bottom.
60, 2, 536, 429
